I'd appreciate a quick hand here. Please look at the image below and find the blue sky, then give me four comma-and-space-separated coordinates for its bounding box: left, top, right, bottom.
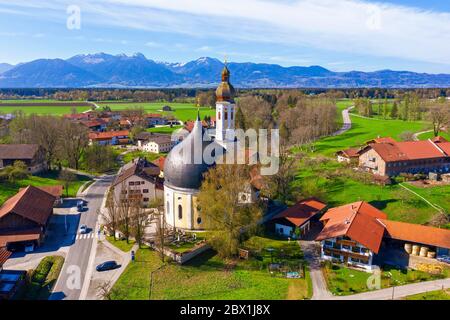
1, 0, 450, 73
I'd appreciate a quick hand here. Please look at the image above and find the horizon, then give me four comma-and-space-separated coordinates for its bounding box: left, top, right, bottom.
1, 1, 450, 73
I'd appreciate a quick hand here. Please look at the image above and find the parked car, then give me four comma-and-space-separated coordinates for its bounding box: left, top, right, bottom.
77, 200, 84, 211
437, 255, 450, 264
79, 224, 88, 234
96, 261, 120, 272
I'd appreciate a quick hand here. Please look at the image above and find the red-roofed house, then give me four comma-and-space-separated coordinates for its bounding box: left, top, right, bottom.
0, 186, 56, 250
358, 138, 450, 176
316, 201, 450, 271
336, 148, 360, 164
88, 130, 130, 146
270, 198, 327, 238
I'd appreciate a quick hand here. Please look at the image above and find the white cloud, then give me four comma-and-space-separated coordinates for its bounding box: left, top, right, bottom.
1, 0, 450, 66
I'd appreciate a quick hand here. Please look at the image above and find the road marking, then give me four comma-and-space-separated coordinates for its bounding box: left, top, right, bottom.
75, 233, 97, 240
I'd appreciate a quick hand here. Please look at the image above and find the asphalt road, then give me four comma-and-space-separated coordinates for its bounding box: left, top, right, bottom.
49, 175, 114, 300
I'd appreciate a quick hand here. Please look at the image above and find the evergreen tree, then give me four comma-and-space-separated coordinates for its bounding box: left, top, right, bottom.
390, 101, 399, 119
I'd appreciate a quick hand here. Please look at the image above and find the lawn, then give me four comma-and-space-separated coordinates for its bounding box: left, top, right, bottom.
323, 263, 449, 296
293, 157, 439, 224
98, 102, 215, 122
307, 100, 427, 157
0, 105, 91, 115
111, 235, 311, 300
0, 170, 91, 205
417, 131, 450, 141
121, 150, 164, 164
106, 236, 136, 252
147, 125, 184, 134
405, 289, 450, 300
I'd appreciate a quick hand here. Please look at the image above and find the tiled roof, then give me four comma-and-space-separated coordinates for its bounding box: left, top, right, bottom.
366, 137, 397, 145
0, 247, 11, 266
153, 156, 166, 171
112, 159, 161, 187
0, 228, 42, 247
0, 144, 40, 160
0, 186, 55, 225
337, 148, 360, 158
380, 219, 450, 249
89, 130, 129, 140
20, 185, 63, 198
316, 201, 387, 253
272, 198, 327, 227
361, 139, 449, 162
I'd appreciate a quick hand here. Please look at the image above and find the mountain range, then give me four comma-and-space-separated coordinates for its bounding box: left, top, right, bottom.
1, 53, 450, 88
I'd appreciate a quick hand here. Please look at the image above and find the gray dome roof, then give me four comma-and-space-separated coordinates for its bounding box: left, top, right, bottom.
164, 117, 224, 190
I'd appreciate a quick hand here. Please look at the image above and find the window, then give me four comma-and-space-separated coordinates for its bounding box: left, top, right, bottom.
218, 111, 221, 120
143, 189, 149, 193
166, 201, 170, 214
225, 109, 228, 120
324, 241, 333, 247
197, 217, 202, 225
178, 205, 183, 220
143, 198, 149, 202
129, 182, 134, 186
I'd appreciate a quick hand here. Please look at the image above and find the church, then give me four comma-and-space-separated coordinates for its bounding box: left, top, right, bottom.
163, 66, 240, 230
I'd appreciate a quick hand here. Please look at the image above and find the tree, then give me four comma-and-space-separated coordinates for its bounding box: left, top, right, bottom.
0, 161, 29, 183
59, 120, 88, 170
102, 186, 121, 241
83, 144, 116, 173
197, 164, 263, 258
130, 200, 150, 248
59, 169, 76, 197
235, 106, 246, 131
130, 125, 146, 142
427, 103, 450, 137
399, 131, 415, 142
148, 197, 166, 263
390, 101, 399, 119
263, 151, 298, 204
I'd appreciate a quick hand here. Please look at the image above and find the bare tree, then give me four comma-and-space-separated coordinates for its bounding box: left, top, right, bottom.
148, 197, 166, 263
59, 169, 76, 198
59, 120, 89, 170
130, 200, 150, 248
102, 186, 121, 241
427, 103, 450, 137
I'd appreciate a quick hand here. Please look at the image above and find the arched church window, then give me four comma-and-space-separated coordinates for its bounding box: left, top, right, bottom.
166, 201, 170, 215
218, 111, 221, 120
230, 110, 234, 120
225, 109, 228, 120
178, 205, 183, 220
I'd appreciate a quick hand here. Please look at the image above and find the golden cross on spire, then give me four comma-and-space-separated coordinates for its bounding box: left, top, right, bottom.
224, 54, 228, 66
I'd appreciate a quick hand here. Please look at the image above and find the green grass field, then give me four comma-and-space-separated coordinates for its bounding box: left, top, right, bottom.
98, 102, 215, 122
293, 158, 442, 224
417, 131, 450, 141
309, 100, 427, 156
121, 150, 164, 164
111, 236, 311, 300
323, 263, 449, 296
405, 289, 450, 300
0, 170, 91, 205
147, 125, 184, 134
0, 105, 91, 115
106, 236, 136, 252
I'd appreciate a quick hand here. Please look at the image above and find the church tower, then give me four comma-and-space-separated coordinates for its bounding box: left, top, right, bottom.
215, 65, 236, 145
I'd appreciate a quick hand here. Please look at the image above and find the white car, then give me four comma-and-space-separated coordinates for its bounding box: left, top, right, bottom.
79, 224, 89, 234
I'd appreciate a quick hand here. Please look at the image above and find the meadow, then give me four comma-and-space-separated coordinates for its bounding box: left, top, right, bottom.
98, 101, 215, 122
0, 105, 91, 115
0, 171, 91, 205
111, 236, 311, 300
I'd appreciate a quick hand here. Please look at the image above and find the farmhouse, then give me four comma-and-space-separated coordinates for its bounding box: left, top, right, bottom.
0, 144, 47, 173
358, 137, 450, 176
270, 198, 327, 238
137, 133, 174, 154
146, 114, 167, 126
316, 201, 450, 271
19, 185, 64, 206
88, 130, 130, 145
0, 186, 56, 251
336, 148, 360, 164
112, 158, 164, 205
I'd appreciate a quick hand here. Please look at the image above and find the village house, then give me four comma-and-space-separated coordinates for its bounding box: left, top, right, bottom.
112, 158, 164, 206
152, 156, 166, 178
145, 114, 167, 126
336, 148, 360, 164
0, 186, 56, 251
0, 144, 47, 173
269, 198, 327, 238
316, 201, 450, 271
358, 138, 450, 177
137, 133, 174, 154
19, 185, 64, 206
88, 130, 130, 145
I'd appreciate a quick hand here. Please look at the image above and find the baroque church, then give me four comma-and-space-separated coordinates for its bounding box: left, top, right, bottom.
163, 66, 242, 230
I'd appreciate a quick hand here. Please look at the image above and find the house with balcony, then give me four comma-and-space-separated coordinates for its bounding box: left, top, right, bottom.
112, 158, 164, 206
316, 201, 386, 270
316, 201, 450, 271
